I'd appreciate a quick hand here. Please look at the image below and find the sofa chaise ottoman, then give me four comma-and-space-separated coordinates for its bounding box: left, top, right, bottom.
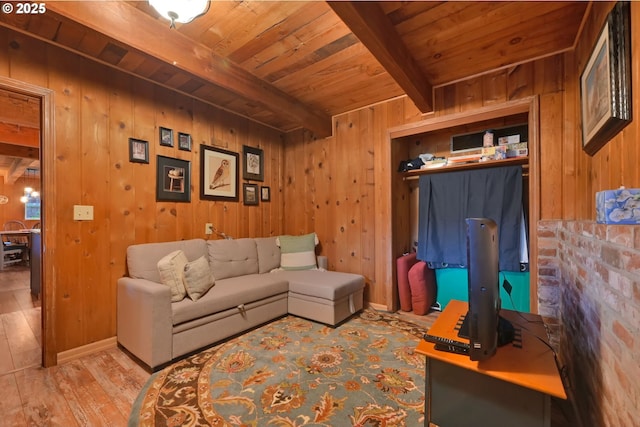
279, 269, 364, 326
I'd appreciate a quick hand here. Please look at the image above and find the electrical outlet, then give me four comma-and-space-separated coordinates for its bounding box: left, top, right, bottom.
205, 223, 213, 235
73, 205, 94, 221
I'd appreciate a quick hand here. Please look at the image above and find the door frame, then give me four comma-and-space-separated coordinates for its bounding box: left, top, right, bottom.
0, 76, 56, 367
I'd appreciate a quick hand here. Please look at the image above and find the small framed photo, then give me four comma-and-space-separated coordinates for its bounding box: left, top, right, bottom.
200, 145, 239, 201
178, 132, 192, 151
243, 183, 259, 205
156, 155, 191, 202
129, 138, 149, 163
159, 127, 173, 147
242, 145, 264, 181
260, 186, 271, 202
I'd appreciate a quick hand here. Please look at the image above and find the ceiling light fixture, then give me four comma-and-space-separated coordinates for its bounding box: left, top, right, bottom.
20, 168, 40, 204
149, 0, 210, 29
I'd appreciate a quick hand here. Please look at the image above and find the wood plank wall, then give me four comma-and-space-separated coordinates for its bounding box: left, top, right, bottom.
575, 2, 640, 213
0, 27, 285, 360
0, 176, 40, 228
285, 58, 566, 308
285, 2, 640, 310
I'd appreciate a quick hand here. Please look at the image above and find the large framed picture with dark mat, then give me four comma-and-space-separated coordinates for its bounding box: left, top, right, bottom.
200, 144, 239, 201
580, 2, 631, 156
156, 155, 190, 202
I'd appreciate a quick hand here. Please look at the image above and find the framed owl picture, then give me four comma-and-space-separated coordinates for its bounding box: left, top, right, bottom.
200, 144, 239, 201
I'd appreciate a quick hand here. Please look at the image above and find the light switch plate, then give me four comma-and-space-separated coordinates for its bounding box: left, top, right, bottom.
73, 205, 94, 221
205, 223, 213, 234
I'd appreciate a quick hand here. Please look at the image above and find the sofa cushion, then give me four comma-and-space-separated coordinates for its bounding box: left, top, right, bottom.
255, 236, 281, 273
183, 255, 215, 301
127, 239, 207, 283
396, 252, 418, 312
171, 273, 289, 325
408, 261, 437, 315
276, 233, 319, 270
207, 238, 259, 280
157, 250, 188, 302
277, 270, 364, 300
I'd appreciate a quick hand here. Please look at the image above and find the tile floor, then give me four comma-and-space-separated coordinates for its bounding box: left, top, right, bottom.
0, 265, 41, 375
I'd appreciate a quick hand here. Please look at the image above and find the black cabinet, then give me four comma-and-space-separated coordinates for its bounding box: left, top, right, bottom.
30, 231, 41, 296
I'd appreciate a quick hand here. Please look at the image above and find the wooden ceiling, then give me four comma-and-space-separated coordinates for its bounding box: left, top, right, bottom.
0, 89, 40, 183
0, 1, 588, 147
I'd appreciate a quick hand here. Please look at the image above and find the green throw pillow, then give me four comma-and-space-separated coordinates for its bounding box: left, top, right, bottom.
277, 232, 319, 270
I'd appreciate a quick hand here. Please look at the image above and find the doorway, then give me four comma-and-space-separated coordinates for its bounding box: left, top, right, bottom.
0, 76, 54, 367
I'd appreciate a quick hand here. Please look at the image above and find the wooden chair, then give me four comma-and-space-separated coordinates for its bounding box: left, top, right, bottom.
2, 220, 29, 269
4, 220, 27, 231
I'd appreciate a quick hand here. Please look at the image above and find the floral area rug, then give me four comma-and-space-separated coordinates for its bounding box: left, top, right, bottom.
129, 309, 431, 426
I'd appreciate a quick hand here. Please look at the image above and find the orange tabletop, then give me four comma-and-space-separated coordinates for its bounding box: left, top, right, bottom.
415, 299, 567, 400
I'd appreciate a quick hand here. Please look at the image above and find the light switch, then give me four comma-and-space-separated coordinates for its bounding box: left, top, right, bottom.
73, 205, 94, 221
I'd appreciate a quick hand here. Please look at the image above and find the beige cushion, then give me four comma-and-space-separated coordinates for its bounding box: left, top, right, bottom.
157, 250, 188, 302
255, 236, 281, 273
183, 255, 215, 301
127, 239, 207, 283
207, 238, 259, 280
276, 233, 319, 270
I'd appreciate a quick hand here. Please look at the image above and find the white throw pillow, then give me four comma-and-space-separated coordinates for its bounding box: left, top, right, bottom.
157, 250, 188, 302
183, 255, 215, 301
276, 232, 319, 270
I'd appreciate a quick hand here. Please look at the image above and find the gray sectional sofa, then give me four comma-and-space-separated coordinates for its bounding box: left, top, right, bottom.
117, 236, 365, 370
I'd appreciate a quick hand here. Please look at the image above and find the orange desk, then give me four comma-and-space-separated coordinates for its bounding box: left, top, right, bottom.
416, 300, 566, 427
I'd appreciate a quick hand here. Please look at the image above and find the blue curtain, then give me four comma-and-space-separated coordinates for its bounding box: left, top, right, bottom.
417, 165, 523, 272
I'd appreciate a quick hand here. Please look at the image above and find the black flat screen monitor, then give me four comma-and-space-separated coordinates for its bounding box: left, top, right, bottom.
458, 218, 514, 361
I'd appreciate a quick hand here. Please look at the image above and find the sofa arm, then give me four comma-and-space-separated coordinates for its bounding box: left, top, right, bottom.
117, 277, 173, 369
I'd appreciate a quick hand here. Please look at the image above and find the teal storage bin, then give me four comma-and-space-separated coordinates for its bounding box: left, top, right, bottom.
435, 268, 530, 313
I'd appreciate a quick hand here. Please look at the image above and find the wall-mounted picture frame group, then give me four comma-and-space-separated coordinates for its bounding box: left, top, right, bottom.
261, 186, 270, 202
160, 127, 174, 147
200, 144, 239, 201
178, 132, 192, 151
242, 145, 264, 181
129, 138, 149, 163
156, 155, 191, 202
243, 183, 259, 205
580, 1, 631, 156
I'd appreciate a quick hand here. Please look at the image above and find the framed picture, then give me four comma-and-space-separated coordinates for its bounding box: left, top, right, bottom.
580, 2, 631, 156
160, 127, 173, 147
242, 145, 264, 181
200, 144, 239, 201
243, 183, 259, 205
129, 138, 149, 163
261, 186, 271, 202
178, 132, 192, 151
156, 155, 191, 202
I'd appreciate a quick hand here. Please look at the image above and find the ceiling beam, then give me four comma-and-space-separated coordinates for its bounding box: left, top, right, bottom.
0, 142, 39, 160
328, 1, 433, 113
43, 2, 332, 137
6, 158, 39, 184
0, 122, 40, 147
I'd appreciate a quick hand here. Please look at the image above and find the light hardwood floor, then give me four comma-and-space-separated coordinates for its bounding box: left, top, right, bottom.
0, 269, 574, 426
0, 266, 151, 426
0, 266, 41, 375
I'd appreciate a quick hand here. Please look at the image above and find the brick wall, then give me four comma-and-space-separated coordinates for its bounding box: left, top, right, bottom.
538, 220, 640, 426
